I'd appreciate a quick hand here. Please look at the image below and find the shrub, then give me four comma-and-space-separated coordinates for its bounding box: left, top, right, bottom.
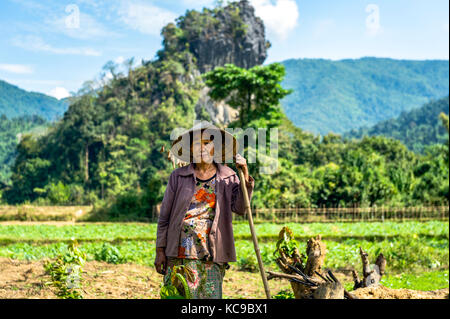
94, 243, 124, 264
237, 255, 258, 272
45, 181, 71, 204
43, 240, 86, 299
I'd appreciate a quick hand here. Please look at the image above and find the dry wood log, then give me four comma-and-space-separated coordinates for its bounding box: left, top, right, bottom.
270, 229, 351, 299
375, 253, 386, 276
353, 247, 386, 289
267, 271, 320, 286
313, 281, 344, 299
305, 235, 326, 276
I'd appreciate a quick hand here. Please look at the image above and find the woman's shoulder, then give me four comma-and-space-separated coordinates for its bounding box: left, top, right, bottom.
169, 163, 238, 180
170, 163, 193, 177
218, 164, 237, 178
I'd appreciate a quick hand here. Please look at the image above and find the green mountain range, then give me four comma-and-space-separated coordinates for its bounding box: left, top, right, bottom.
1, 57, 448, 138
0, 79, 69, 121
345, 96, 449, 154
280, 58, 449, 135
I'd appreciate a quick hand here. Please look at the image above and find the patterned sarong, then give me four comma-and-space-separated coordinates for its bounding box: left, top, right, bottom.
163, 257, 227, 299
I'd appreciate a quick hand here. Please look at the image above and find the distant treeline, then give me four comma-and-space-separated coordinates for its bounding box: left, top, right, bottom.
0, 114, 48, 184
346, 96, 449, 154
281, 58, 449, 135
0, 79, 68, 121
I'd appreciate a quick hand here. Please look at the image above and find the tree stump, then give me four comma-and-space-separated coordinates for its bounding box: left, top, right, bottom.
313, 281, 344, 299
352, 247, 386, 289
268, 227, 350, 299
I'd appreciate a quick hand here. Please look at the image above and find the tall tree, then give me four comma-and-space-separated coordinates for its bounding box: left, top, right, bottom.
204, 63, 292, 127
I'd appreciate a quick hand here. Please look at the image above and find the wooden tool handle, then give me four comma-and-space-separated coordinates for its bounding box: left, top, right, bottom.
237, 167, 271, 299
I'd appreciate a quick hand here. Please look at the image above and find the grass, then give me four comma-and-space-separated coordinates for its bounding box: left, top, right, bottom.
0, 205, 92, 221
381, 270, 449, 291
0, 221, 447, 243
0, 236, 447, 273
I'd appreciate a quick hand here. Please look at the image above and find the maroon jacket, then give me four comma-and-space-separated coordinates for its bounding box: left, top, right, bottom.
155, 162, 255, 263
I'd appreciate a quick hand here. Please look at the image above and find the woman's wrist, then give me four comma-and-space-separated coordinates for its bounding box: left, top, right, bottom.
242, 166, 249, 182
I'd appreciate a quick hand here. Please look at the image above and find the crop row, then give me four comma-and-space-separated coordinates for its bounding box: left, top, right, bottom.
0, 237, 447, 273
0, 221, 447, 242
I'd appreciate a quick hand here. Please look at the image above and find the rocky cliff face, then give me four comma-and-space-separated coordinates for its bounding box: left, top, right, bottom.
188, 0, 269, 74
188, 1, 268, 125
195, 86, 240, 126
160, 0, 268, 125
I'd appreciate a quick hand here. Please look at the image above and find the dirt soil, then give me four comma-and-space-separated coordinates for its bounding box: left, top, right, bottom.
1, 258, 448, 299
0, 258, 291, 299
352, 285, 449, 299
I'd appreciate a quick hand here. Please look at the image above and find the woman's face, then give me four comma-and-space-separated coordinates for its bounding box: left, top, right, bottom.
191, 138, 215, 163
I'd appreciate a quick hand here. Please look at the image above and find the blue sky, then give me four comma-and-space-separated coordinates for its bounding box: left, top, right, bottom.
0, 0, 448, 99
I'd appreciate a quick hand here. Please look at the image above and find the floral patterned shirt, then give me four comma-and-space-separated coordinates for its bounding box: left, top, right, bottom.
177, 173, 217, 261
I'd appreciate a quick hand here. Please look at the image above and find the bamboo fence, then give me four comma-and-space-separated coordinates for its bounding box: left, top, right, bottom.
230, 205, 449, 223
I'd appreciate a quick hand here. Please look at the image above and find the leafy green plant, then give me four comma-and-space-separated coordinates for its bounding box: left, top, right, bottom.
273, 226, 300, 260
43, 240, 86, 299
160, 284, 185, 299
237, 255, 258, 272
160, 265, 193, 299
272, 289, 295, 299
94, 242, 124, 264
45, 181, 71, 205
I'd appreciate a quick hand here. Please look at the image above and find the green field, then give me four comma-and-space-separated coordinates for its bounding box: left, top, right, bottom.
0, 221, 448, 291
0, 221, 447, 242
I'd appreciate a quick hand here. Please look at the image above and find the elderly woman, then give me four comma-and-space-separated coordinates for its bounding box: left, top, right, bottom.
154, 121, 254, 299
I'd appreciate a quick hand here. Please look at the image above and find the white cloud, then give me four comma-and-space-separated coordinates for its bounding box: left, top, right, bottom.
44, 11, 119, 40
12, 35, 102, 56
0, 64, 33, 74
250, 0, 299, 40
114, 56, 125, 64
10, 0, 45, 11
104, 72, 114, 81
48, 87, 71, 100
118, 1, 178, 36
181, 0, 215, 8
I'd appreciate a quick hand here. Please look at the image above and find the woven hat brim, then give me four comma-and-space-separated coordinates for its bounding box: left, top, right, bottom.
170, 126, 239, 163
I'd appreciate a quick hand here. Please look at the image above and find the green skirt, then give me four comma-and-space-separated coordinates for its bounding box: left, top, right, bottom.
163, 257, 227, 299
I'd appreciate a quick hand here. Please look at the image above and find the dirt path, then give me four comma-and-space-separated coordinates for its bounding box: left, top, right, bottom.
0, 258, 291, 299
1, 258, 447, 299
352, 285, 448, 299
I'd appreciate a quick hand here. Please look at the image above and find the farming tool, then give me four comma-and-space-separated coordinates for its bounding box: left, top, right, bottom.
236, 165, 271, 299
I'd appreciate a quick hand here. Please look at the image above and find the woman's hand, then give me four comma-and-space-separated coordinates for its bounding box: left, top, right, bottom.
154, 248, 167, 275
235, 153, 249, 183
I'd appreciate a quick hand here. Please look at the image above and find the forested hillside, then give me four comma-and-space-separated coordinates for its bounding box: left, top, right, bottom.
346, 96, 449, 153
0, 114, 48, 184
0, 80, 69, 121
281, 58, 449, 135
0, 0, 448, 215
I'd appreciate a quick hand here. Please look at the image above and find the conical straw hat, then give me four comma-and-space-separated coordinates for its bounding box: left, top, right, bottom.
170, 121, 239, 163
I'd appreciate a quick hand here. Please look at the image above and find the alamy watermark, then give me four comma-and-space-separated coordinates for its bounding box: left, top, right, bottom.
65, 264, 81, 289
365, 4, 380, 35
170, 120, 279, 175
65, 4, 80, 29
